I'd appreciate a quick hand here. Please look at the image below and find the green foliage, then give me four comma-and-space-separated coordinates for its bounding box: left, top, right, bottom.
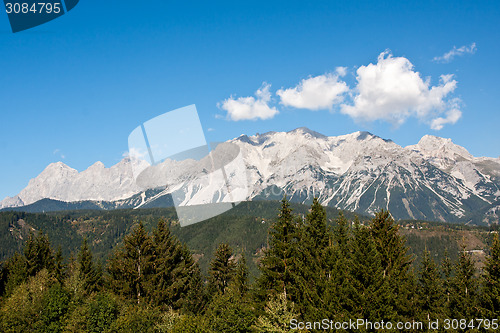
350, 221, 393, 322
109, 305, 160, 333
1, 201, 497, 331
449, 247, 479, 318
86, 292, 119, 333
208, 243, 236, 296
482, 233, 500, 317
205, 286, 255, 333
149, 219, 204, 310
253, 292, 298, 333
0, 269, 55, 332
37, 283, 71, 333
370, 210, 415, 320
107, 222, 154, 304
78, 239, 102, 295
257, 198, 302, 303
417, 250, 446, 321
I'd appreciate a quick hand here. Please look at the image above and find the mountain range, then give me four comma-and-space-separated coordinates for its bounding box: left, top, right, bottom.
2, 128, 499, 225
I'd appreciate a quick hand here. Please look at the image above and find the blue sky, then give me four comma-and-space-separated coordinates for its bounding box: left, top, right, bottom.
0, 0, 499, 200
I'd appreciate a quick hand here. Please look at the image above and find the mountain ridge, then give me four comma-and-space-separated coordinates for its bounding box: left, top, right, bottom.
2, 128, 499, 224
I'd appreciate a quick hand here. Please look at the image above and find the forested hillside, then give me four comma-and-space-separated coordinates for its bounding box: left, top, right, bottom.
0, 199, 499, 332
0, 201, 495, 278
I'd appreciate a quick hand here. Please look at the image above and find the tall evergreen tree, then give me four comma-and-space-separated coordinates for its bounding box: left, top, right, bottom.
369, 210, 415, 320
208, 243, 236, 296
233, 255, 250, 297
107, 222, 154, 304
149, 219, 204, 311
182, 260, 207, 314
350, 220, 393, 322
304, 198, 328, 250
449, 247, 478, 318
53, 247, 66, 283
257, 197, 302, 305
299, 198, 330, 320
482, 234, 500, 318
441, 249, 453, 314
77, 239, 101, 295
23, 231, 55, 277
323, 213, 356, 321
417, 250, 445, 321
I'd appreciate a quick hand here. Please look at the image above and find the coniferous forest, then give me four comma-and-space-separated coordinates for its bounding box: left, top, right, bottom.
1, 198, 499, 332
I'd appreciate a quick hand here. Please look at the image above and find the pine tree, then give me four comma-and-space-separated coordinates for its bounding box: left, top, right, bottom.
233, 255, 250, 297
350, 220, 393, 323
23, 231, 55, 277
369, 210, 415, 320
417, 250, 445, 321
449, 247, 478, 318
150, 219, 186, 308
257, 197, 302, 305
323, 213, 356, 321
304, 198, 328, 250
482, 233, 500, 318
298, 198, 330, 320
107, 222, 154, 304
77, 239, 101, 295
208, 243, 236, 296
333, 211, 351, 254
54, 247, 66, 283
182, 261, 206, 314
441, 249, 453, 314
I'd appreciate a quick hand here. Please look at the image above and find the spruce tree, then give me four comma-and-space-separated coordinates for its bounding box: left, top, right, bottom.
304, 198, 328, 250
208, 243, 236, 296
77, 239, 101, 295
298, 198, 330, 320
149, 219, 187, 308
350, 220, 393, 323
233, 255, 250, 297
441, 249, 453, 314
369, 210, 415, 320
182, 261, 206, 314
323, 213, 356, 321
482, 233, 500, 318
107, 222, 154, 304
417, 250, 445, 321
54, 247, 66, 283
23, 231, 55, 277
449, 247, 478, 318
257, 197, 302, 305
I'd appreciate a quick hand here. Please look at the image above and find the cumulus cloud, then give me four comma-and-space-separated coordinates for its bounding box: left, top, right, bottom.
340, 51, 461, 129
433, 42, 476, 63
277, 69, 349, 110
219, 83, 279, 121
430, 101, 462, 130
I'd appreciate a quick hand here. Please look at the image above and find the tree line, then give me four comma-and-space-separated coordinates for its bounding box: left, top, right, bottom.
0, 197, 499, 332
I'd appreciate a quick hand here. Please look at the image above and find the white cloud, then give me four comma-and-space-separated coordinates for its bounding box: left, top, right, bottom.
430, 100, 462, 130
277, 70, 349, 110
433, 42, 476, 63
219, 83, 279, 121
340, 51, 461, 129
